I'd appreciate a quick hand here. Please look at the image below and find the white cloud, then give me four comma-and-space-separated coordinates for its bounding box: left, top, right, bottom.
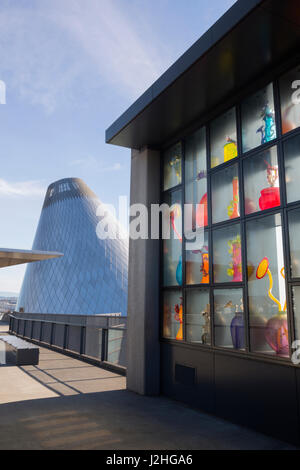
69, 156, 122, 173
0, 179, 45, 198
0, 0, 167, 112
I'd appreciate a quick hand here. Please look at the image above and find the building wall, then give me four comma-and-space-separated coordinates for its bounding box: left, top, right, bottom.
17, 178, 128, 316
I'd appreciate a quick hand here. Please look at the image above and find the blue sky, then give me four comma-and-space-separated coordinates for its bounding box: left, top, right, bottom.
0, 0, 236, 294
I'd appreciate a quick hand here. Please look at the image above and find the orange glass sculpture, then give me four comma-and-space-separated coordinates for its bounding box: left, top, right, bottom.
175, 299, 183, 341
256, 258, 289, 355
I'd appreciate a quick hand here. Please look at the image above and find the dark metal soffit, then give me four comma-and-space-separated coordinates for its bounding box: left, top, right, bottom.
0, 248, 63, 268
106, 0, 300, 150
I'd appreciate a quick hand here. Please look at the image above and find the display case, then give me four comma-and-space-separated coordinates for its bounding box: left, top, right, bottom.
186, 289, 210, 344
163, 290, 183, 341
211, 164, 240, 223
185, 230, 209, 285
163, 142, 182, 191
213, 224, 242, 284
160, 62, 300, 364
210, 107, 237, 169
246, 214, 288, 357
280, 64, 300, 134
241, 83, 277, 153
283, 134, 300, 204
214, 288, 245, 350
288, 208, 300, 278
243, 146, 280, 215
162, 190, 182, 287
185, 127, 207, 228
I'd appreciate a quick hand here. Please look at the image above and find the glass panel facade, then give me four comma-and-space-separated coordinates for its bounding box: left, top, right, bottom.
210, 107, 237, 169
163, 290, 183, 341
214, 289, 245, 350
288, 208, 300, 278
211, 164, 240, 224
213, 224, 242, 284
163, 142, 182, 191
161, 64, 300, 360
280, 65, 300, 134
17, 178, 128, 316
243, 146, 280, 215
163, 190, 182, 287
242, 83, 276, 153
283, 134, 300, 204
186, 289, 210, 344
246, 214, 288, 357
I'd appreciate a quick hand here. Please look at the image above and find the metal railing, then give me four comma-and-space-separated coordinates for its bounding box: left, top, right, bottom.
9, 313, 127, 372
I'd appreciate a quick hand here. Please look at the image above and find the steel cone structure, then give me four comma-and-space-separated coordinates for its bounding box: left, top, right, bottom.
17, 178, 128, 315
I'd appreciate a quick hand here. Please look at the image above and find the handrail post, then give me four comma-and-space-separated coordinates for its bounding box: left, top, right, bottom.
40, 321, 43, 342
23, 319, 26, 337
50, 322, 54, 345
63, 324, 68, 350
80, 326, 85, 355
31, 320, 34, 339
101, 328, 108, 362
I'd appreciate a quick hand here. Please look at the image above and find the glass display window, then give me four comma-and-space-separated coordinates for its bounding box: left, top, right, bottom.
242, 83, 277, 153
160, 71, 300, 364
283, 134, 300, 204
280, 64, 300, 134
163, 143, 182, 191
213, 224, 242, 284
211, 164, 240, 224
163, 190, 183, 287
243, 146, 280, 215
214, 288, 245, 350
210, 107, 238, 169
162, 290, 183, 341
246, 214, 289, 357
185, 127, 208, 228
288, 208, 300, 278
186, 289, 210, 345
185, 229, 209, 285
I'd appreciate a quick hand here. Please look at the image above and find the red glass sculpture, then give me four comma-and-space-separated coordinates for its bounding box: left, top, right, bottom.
259, 161, 280, 211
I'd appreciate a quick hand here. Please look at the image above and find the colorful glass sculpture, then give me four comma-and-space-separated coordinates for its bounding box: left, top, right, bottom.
170, 203, 182, 286
196, 193, 208, 228
200, 252, 210, 284
169, 155, 181, 184
227, 177, 240, 219
259, 160, 280, 211
227, 235, 242, 282
176, 256, 183, 286
256, 258, 289, 355
175, 299, 183, 341
257, 104, 276, 145
230, 311, 245, 350
282, 103, 296, 134
224, 136, 238, 163
201, 304, 211, 345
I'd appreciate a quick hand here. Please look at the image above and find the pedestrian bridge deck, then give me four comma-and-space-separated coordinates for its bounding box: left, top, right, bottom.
0, 324, 295, 450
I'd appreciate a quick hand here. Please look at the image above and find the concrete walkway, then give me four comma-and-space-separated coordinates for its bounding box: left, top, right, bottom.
0, 325, 296, 450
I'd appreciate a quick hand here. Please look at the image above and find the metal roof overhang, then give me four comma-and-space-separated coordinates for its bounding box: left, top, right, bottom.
0, 249, 63, 268
106, 0, 300, 150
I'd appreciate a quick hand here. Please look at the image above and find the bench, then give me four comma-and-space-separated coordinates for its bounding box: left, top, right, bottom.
0, 335, 39, 365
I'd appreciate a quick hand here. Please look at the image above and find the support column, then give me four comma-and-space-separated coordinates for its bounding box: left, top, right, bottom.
127, 147, 161, 396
